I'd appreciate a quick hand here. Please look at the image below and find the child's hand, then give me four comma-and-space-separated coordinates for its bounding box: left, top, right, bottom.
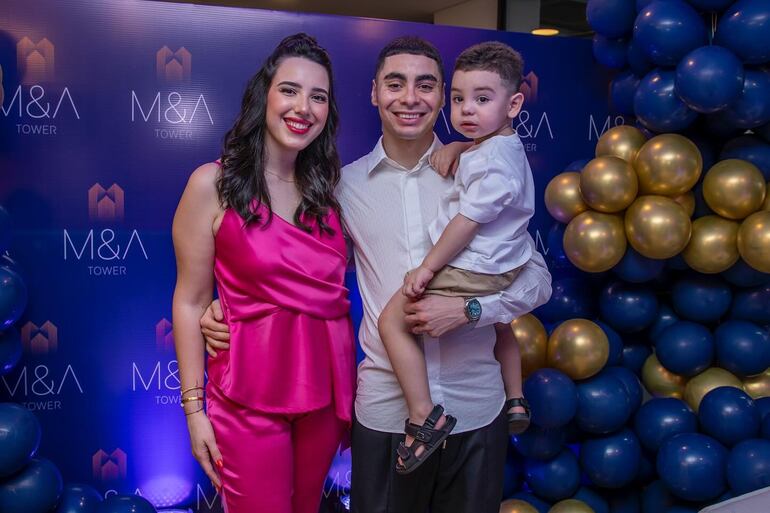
429, 141, 468, 178
402, 266, 435, 298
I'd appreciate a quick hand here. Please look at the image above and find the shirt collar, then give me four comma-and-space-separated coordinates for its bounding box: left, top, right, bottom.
366, 133, 443, 175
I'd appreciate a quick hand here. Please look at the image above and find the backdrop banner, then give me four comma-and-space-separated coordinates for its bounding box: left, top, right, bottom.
0, 1, 618, 510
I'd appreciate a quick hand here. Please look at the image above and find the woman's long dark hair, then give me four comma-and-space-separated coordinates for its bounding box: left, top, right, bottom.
217, 33, 341, 234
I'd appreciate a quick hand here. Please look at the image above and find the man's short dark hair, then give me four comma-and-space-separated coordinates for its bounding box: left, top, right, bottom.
374, 36, 445, 83
454, 41, 524, 92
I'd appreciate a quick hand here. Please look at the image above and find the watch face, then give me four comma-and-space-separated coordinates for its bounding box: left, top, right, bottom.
467, 299, 481, 320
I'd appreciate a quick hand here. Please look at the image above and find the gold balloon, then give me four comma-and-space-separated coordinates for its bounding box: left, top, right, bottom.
579, 156, 639, 213
500, 499, 539, 513
672, 191, 696, 217
563, 211, 627, 272
744, 369, 770, 399
763, 182, 770, 210
703, 159, 766, 220
595, 125, 647, 163
549, 499, 596, 513
545, 172, 589, 224
634, 134, 703, 196
737, 210, 770, 273
625, 195, 692, 259
642, 353, 688, 399
684, 368, 743, 412
511, 313, 548, 378
682, 215, 740, 274
547, 319, 609, 380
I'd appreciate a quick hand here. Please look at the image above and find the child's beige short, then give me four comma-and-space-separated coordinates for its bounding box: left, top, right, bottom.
424, 265, 523, 297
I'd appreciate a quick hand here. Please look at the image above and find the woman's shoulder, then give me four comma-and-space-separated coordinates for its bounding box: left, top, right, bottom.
184, 162, 221, 203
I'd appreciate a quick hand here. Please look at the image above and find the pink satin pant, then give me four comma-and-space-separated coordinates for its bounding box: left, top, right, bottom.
207, 385, 347, 513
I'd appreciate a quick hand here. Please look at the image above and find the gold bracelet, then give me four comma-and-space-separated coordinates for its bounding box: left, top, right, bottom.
184, 406, 204, 416
181, 385, 204, 396
180, 396, 204, 405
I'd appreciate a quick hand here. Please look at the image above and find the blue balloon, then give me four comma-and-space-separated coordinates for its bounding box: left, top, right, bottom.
97, 495, 156, 513
0, 267, 27, 331
524, 369, 578, 429
0, 328, 22, 376
594, 35, 629, 69
649, 304, 680, 341
687, 0, 738, 11
607, 488, 642, 513
565, 158, 592, 172
730, 283, 770, 324
758, 121, 770, 143
599, 281, 659, 333
675, 46, 744, 113
722, 258, 770, 287
574, 487, 610, 513
0, 254, 24, 279
588, 0, 637, 38
512, 423, 567, 461
671, 275, 732, 323
719, 69, 770, 129
635, 69, 698, 133
576, 371, 633, 434
715, 0, 770, 64
611, 71, 641, 116
613, 247, 665, 283
655, 321, 714, 376
605, 366, 644, 412
727, 439, 770, 495
628, 38, 654, 78
699, 387, 760, 447
633, 0, 707, 66
546, 223, 573, 271
666, 507, 697, 513
0, 206, 10, 255
524, 449, 581, 501
0, 403, 41, 478
756, 397, 770, 421
642, 480, 677, 513
581, 428, 642, 489
657, 433, 727, 501
763, 415, 770, 439
634, 398, 697, 452
54, 484, 102, 513
502, 453, 522, 499
621, 344, 653, 376
683, 130, 718, 172
715, 320, 770, 377
721, 135, 770, 180
636, 451, 657, 484
535, 276, 597, 323
508, 491, 551, 513
0, 458, 63, 513
596, 321, 624, 366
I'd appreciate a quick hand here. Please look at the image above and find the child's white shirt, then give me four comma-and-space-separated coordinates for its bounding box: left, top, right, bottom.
428, 132, 535, 275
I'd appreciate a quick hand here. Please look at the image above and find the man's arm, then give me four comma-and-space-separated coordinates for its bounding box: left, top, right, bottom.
404, 233, 551, 337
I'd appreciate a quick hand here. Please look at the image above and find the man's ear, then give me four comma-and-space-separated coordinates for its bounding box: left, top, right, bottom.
371, 79, 378, 107
508, 92, 525, 119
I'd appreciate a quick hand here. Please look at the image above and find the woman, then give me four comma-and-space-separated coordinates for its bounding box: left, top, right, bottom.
172, 33, 354, 513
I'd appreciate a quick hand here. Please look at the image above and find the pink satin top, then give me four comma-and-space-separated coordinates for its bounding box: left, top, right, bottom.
207, 202, 355, 424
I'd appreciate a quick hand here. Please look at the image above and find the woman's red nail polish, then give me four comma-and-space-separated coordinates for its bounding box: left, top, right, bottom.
216, 459, 223, 469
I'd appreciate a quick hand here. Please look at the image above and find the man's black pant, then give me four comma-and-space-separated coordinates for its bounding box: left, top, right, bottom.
350, 408, 508, 513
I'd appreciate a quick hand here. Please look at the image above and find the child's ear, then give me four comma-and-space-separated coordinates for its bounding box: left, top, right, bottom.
508, 92, 525, 118
371, 79, 378, 107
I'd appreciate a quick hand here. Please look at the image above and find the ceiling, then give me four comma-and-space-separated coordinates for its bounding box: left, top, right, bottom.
151, 0, 592, 36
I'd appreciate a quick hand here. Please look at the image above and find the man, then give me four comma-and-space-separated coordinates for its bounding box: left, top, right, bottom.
202, 36, 552, 513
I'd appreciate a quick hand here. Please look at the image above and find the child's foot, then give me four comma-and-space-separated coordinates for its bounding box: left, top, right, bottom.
506, 397, 531, 435
396, 404, 457, 474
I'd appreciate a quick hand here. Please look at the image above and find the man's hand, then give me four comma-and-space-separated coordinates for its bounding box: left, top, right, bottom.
403, 295, 466, 338
200, 300, 230, 357
402, 266, 434, 298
